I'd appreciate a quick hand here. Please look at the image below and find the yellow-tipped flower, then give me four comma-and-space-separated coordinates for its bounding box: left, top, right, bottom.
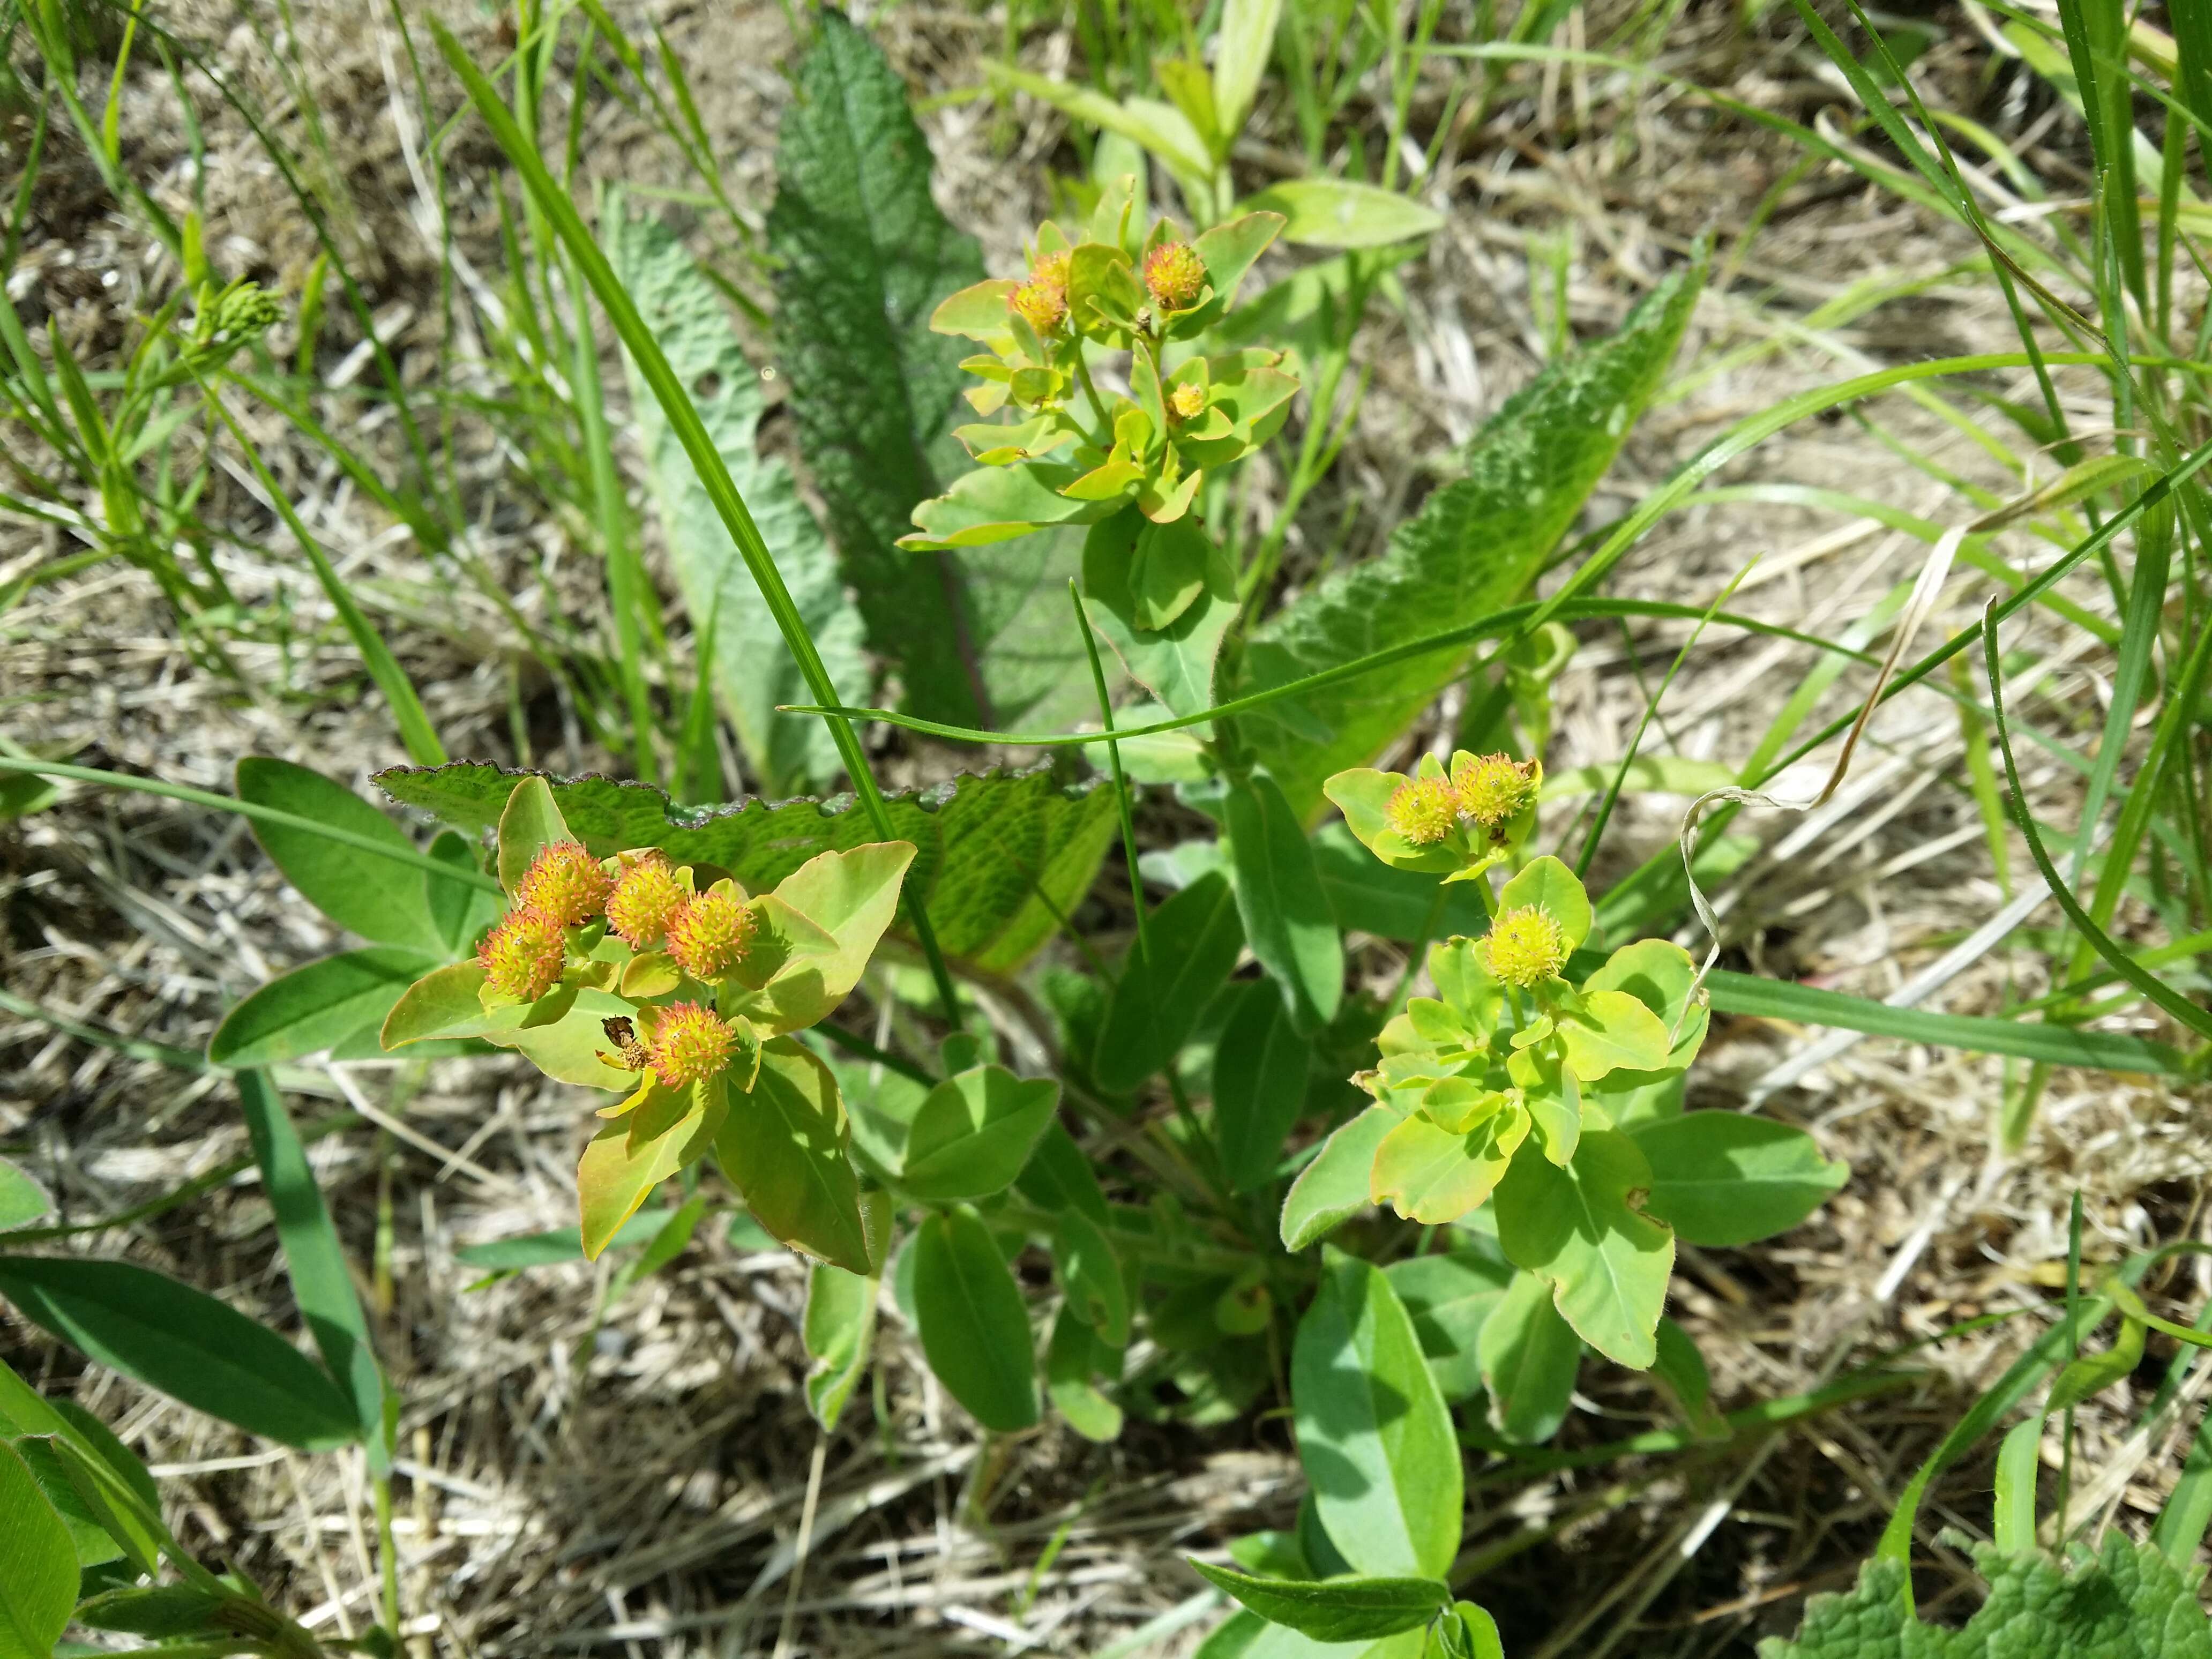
478, 909, 566, 1002
1485, 906, 1568, 988
1386, 775, 1461, 847
1010, 250, 1072, 335
666, 887, 755, 982
1453, 752, 1538, 829
1169, 382, 1206, 421
1142, 241, 1206, 311
606, 854, 687, 948
649, 1001, 736, 1087
516, 840, 611, 927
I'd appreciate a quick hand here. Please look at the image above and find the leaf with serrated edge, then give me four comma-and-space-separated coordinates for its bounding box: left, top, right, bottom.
1239, 264, 1704, 820
377, 762, 1114, 977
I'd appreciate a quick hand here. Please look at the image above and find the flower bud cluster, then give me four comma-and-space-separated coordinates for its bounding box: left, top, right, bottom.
476, 843, 757, 1086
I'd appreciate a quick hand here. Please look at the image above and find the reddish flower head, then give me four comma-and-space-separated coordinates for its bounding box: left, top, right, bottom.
649, 1002, 736, 1087
479, 908, 566, 1002
606, 855, 687, 948
516, 840, 611, 927
666, 887, 755, 982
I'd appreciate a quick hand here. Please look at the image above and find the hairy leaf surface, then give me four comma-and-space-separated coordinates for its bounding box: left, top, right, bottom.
376, 762, 1114, 975
1238, 263, 1704, 819
607, 201, 864, 794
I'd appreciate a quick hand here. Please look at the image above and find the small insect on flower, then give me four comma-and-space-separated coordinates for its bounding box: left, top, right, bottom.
1010, 249, 1072, 336
1485, 905, 1568, 989
1386, 775, 1462, 847
479, 909, 567, 1002
649, 1002, 736, 1087
606, 854, 687, 948
1142, 241, 1206, 311
595, 1015, 653, 1073
1452, 752, 1539, 830
666, 887, 756, 982
517, 840, 612, 927
1168, 382, 1206, 422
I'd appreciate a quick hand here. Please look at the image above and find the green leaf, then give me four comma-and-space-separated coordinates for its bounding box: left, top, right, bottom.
899, 1065, 1060, 1201
1240, 262, 1703, 819
714, 1041, 870, 1273
0, 1438, 76, 1659
1186, 1563, 1449, 1642
913, 1205, 1040, 1431
607, 200, 863, 795
1476, 1269, 1579, 1444
1628, 1113, 1848, 1248
1052, 1208, 1130, 1346
0, 1364, 167, 1585
1383, 1249, 1513, 1404
0, 1159, 50, 1232
1096, 870, 1246, 1092
235, 759, 443, 952
0, 1258, 359, 1449
453, 1208, 675, 1271
1210, 0, 1283, 140
235, 1071, 385, 1457
1047, 1303, 1124, 1441
1291, 1251, 1461, 1579
1757, 1538, 2212, 1659
425, 830, 502, 957
1493, 855, 1591, 951
578, 1078, 723, 1260
1213, 981, 1316, 1192
986, 66, 1215, 190
731, 842, 916, 1036
1582, 939, 1707, 1069
1370, 1106, 1526, 1226
1226, 773, 1344, 1033
210, 947, 432, 1069
770, 11, 995, 728
1313, 825, 1492, 940
1083, 507, 1237, 719
1238, 179, 1444, 249
1428, 1603, 1505, 1659
496, 775, 574, 896
380, 962, 494, 1049
1558, 989, 1670, 1082
71, 1583, 227, 1638
2047, 1316, 2145, 1413
1281, 1105, 1398, 1251
802, 1261, 877, 1431
1652, 1317, 1724, 1439
1014, 1122, 1114, 1227
376, 762, 1116, 977
1493, 1130, 1673, 1367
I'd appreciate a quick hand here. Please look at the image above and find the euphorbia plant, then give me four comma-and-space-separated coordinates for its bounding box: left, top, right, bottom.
1303, 751, 1848, 1374
906, 177, 1291, 635
380, 777, 914, 1270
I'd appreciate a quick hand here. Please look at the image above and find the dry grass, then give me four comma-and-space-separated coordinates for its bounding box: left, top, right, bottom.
3, 0, 2208, 1654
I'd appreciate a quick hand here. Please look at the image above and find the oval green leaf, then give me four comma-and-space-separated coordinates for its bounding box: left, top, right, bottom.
913, 1206, 1039, 1432
714, 1041, 870, 1273
1225, 772, 1344, 1033
900, 1065, 1060, 1202
0, 1258, 359, 1449
1213, 980, 1316, 1193
1096, 871, 1246, 1093
0, 1438, 76, 1659
210, 947, 435, 1068
1280, 1105, 1398, 1251
1291, 1251, 1462, 1579
1628, 1112, 1848, 1247
1185, 1561, 1449, 1642
236, 758, 443, 952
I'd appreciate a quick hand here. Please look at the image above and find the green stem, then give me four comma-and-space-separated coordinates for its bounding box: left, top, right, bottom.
1070, 581, 1149, 968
